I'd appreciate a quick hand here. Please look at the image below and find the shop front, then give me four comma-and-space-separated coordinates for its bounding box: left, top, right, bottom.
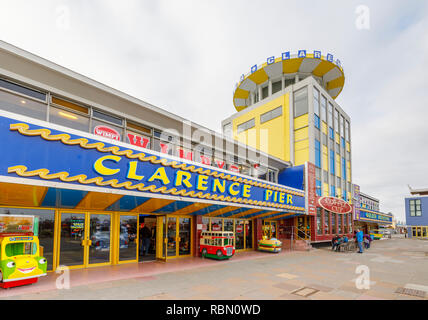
311, 196, 354, 242
354, 209, 393, 234
0, 111, 306, 271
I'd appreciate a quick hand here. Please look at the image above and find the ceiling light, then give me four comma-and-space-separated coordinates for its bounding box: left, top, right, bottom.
59, 111, 78, 120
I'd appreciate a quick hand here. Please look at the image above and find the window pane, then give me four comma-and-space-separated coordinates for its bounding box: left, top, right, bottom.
0, 78, 46, 101
92, 119, 123, 142
313, 87, 320, 116
211, 218, 222, 231
93, 109, 123, 126
262, 86, 269, 99
224, 219, 234, 232
272, 80, 282, 94
126, 130, 151, 149
0, 208, 55, 271
49, 106, 90, 132
119, 216, 138, 261
237, 118, 255, 133
317, 208, 322, 235
294, 87, 308, 117
321, 96, 327, 122
0, 90, 47, 120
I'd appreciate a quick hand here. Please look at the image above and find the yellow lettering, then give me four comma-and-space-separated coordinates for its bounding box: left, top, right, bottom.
212, 179, 226, 193
279, 192, 285, 203
287, 194, 293, 205
265, 190, 273, 201
127, 161, 144, 181
196, 175, 209, 191
93, 155, 121, 176
242, 184, 251, 198
228, 182, 240, 196
175, 171, 192, 188
148, 167, 170, 185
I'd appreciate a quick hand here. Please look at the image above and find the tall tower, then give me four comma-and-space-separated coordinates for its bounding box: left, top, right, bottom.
222, 50, 352, 203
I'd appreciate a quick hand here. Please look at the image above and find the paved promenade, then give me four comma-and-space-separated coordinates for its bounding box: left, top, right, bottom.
2, 236, 428, 300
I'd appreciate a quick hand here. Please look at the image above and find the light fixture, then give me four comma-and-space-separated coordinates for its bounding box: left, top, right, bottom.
58, 111, 78, 120
20, 100, 26, 104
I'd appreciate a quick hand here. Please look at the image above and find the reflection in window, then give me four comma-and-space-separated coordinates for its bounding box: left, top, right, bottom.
0, 78, 46, 101
294, 87, 308, 117
49, 106, 90, 132
0, 90, 47, 120
119, 216, 138, 261
0, 208, 55, 271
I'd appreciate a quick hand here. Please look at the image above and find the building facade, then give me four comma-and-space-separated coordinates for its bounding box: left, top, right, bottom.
222, 51, 353, 242
353, 185, 393, 233
0, 41, 307, 272
405, 187, 428, 239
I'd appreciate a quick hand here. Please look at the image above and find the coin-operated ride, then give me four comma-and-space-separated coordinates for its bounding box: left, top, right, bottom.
0, 215, 47, 289
200, 231, 235, 260
258, 236, 282, 253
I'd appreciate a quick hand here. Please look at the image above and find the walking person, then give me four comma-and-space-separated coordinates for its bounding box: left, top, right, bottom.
356, 228, 364, 253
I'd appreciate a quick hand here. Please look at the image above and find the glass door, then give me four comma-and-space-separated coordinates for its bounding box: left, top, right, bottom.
59, 212, 112, 268
118, 215, 138, 263
158, 215, 192, 259
59, 212, 86, 268
296, 216, 310, 240
88, 213, 111, 265
235, 220, 245, 250
178, 217, 191, 256
166, 216, 177, 258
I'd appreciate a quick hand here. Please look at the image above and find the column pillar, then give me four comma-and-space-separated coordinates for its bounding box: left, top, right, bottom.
193, 215, 203, 257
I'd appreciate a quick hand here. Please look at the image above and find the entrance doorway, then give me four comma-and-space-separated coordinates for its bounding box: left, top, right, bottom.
262, 220, 277, 239
139, 215, 157, 262
296, 216, 311, 240
58, 212, 112, 268
157, 215, 192, 260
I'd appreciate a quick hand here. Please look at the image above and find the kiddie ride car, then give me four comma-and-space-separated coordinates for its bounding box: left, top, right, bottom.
258, 237, 282, 253
200, 231, 235, 260
0, 215, 47, 289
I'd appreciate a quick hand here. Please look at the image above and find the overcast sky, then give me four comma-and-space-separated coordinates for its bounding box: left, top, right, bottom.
1, 0, 427, 222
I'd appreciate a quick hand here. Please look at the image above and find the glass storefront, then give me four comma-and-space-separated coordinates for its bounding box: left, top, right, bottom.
0, 207, 55, 271
88, 214, 111, 264
59, 212, 86, 267
203, 217, 253, 251
119, 215, 138, 261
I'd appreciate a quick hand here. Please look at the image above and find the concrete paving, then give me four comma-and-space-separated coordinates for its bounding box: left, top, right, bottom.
2, 236, 428, 300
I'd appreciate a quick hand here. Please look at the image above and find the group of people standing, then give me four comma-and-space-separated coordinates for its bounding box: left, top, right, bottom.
331, 228, 373, 253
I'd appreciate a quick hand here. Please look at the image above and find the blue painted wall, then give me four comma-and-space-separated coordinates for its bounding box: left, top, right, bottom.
405, 196, 428, 237
278, 165, 304, 190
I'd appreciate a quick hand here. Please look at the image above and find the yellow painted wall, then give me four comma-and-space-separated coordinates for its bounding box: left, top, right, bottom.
336, 154, 341, 177
294, 114, 309, 166
232, 94, 290, 162
323, 183, 329, 197
322, 145, 328, 171
346, 161, 351, 182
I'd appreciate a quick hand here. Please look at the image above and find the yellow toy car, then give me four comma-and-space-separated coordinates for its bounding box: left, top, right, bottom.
0, 214, 47, 289
258, 237, 282, 253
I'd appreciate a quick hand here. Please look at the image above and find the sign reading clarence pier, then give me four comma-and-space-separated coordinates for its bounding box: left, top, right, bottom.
318, 197, 352, 214
0, 114, 305, 212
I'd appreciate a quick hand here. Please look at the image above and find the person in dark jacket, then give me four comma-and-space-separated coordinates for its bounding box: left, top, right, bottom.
140, 223, 152, 256
331, 234, 340, 251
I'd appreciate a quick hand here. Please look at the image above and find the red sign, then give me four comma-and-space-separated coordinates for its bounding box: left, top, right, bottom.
94, 126, 121, 141
236, 225, 243, 233
212, 224, 221, 231
318, 197, 352, 214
